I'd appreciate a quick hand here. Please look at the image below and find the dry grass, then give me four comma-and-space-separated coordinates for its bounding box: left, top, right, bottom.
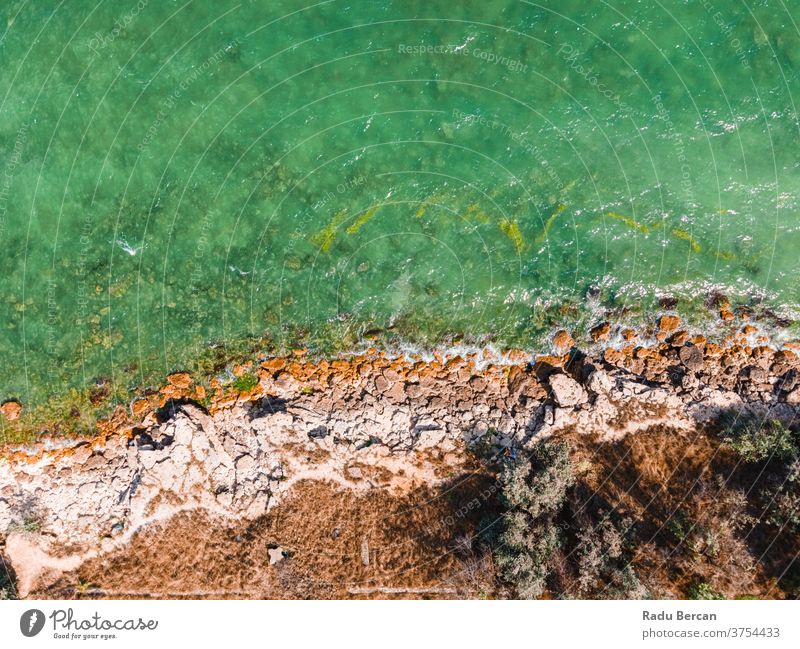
36, 475, 499, 600
564, 425, 795, 598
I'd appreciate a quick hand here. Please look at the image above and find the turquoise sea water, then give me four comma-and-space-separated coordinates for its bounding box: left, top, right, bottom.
1, 0, 799, 410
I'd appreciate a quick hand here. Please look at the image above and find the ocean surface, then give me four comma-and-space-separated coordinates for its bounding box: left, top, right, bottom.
1, 0, 799, 411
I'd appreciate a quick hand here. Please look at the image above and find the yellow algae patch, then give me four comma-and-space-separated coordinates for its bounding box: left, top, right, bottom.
345, 205, 381, 235
606, 211, 650, 234
536, 203, 568, 242
414, 193, 448, 219
311, 208, 349, 252
500, 218, 526, 252
714, 249, 736, 261
463, 203, 491, 223
560, 179, 577, 195
671, 228, 702, 253
718, 209, 738, 215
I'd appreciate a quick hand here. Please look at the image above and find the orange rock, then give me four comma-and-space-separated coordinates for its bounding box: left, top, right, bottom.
390, 358, 407, 372
536, 354, 564, 367
742, 324, 757, 335
167, 372, 192, 389
214, 393, 239, 410
261, 357, 287, 373
130, 398, 151, 418
445, 356, 465, 370
284, 362, 302, 376
781, 348, 799, 361
590, 322, 611, 342
670, 330, 689, 346
292, 348, 308, 356
720, 307, 735, 321
505, 349, 529, 364
752, 345, 773, 359
506, 365, 525, 383
621, 328, 637, 341
658, 315, 680, 333
604, 348, 626, 365
553, 330, 574, 352
0, 400, 21, 421
692, 335, 707, 346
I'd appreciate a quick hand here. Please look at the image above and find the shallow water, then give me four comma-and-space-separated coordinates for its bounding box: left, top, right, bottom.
1, 0, 799, 407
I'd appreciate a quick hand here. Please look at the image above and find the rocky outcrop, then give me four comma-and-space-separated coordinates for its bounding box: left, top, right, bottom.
2, 328, 800, 596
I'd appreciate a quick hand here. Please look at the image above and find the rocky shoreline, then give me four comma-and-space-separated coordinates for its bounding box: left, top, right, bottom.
2, 315, 800, 598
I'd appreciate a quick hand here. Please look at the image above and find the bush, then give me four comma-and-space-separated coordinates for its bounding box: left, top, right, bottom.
575, 515, 624, 594
720, 418, 796, 463
571, 510, 647, 599
688, 581, 724, 600
496, 511, 562, 598
495, 441, 574, 599
499, 441, 574, 517
606, 565, 648, 600
766, 459, 800, 531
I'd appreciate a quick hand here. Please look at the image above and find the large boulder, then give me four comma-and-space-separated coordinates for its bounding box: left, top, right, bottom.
586, 368, 613, 394
548, 373, 588, 407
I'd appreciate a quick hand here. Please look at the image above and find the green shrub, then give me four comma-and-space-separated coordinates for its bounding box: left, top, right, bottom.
720, 418, 796, 463
495, 441, 574, 599
575, 516, 624, 594
665, 509, 692, 544
571, 511, 647, 599
766, 459, 800, 531
606, 565, 648, 600
499, 441, 574, 517
688, 581, 724, 600
496, 514, 560, 598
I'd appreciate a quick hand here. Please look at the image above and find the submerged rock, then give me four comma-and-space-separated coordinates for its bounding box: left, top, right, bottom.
657, 315, 681, 334
552, 330, 574, 353
590, 322, 611, 342
0, 401, 21, 421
